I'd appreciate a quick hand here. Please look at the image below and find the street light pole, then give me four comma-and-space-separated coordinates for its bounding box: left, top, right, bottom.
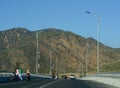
97, 16, 100, 74
49, 50, 52, 76
85, 11, 100, 73
85, 42, 88, 75
36, 31, 39, 74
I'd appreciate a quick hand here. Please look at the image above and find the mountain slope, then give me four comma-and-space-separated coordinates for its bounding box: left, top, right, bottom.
0, 28, 120, 74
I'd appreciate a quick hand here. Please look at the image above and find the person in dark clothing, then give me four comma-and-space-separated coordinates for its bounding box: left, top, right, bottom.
26, 69, 30, 81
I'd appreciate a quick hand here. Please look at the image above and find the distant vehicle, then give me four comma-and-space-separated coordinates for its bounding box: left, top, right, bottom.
68, 75, 75, 80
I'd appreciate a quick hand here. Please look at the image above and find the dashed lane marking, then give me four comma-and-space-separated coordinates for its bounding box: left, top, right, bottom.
40, 80, 60, 88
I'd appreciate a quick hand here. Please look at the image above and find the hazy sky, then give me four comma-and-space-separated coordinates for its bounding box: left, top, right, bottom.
0, 0, 120, 48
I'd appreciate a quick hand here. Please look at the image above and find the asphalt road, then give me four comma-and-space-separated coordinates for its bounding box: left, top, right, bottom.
40, 79, 117, 88
0, 79, 118, 88
0, 80, 53, 88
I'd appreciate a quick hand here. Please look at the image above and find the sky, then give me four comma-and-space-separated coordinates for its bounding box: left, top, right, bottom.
0, 0, 120, 48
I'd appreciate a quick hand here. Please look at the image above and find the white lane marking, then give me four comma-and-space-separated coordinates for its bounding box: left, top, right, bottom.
40, 80, 60, 88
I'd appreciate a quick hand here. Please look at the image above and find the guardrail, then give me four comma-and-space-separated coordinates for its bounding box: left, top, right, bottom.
30, 74, 52, 80
86, 72, 120, 79
82, 72, 120, 88
0, 72, 14, 83
0, 72, 52, 83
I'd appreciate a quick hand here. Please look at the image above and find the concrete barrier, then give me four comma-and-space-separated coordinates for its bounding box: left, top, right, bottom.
0, 77, 12, 83
81, 76, 120, 88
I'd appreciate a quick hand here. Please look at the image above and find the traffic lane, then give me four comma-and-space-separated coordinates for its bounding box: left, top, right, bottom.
0, 79, 117, 88
40, 79, 118, 88
0, 79, 54, 88
81, 80, 118, 88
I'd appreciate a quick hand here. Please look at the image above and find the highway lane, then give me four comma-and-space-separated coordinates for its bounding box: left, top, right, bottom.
0, 79, 118, 88
0, 79, 54, 88
40, 79, 118, 88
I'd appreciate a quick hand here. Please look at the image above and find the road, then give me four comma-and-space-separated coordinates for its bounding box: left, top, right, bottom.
0, 79, 53, 88
0, 79, 118, 88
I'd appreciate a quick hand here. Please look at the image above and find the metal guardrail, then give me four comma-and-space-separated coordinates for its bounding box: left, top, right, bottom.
0, 72, 14, 83
0, 72, 14, 77
0, 72, 52, 83
85, 72, 120, 79
30, 74, 52, 80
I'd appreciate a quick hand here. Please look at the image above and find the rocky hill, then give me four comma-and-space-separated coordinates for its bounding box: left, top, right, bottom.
0, 28, 120, 74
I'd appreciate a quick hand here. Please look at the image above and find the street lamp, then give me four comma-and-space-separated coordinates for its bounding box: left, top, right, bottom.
49, 50, 52, 76
85, 11, 101, 74
36, 31, 40, 74
85, 41, 89, 75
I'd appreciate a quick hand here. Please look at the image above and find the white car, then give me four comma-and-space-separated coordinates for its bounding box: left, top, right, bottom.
68, 75, 75, 80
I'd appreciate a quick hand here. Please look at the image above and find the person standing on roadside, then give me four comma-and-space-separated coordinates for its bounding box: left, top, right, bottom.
16, 69, 19, 80
19, 68, 23, 80
26, 69, 30, 81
